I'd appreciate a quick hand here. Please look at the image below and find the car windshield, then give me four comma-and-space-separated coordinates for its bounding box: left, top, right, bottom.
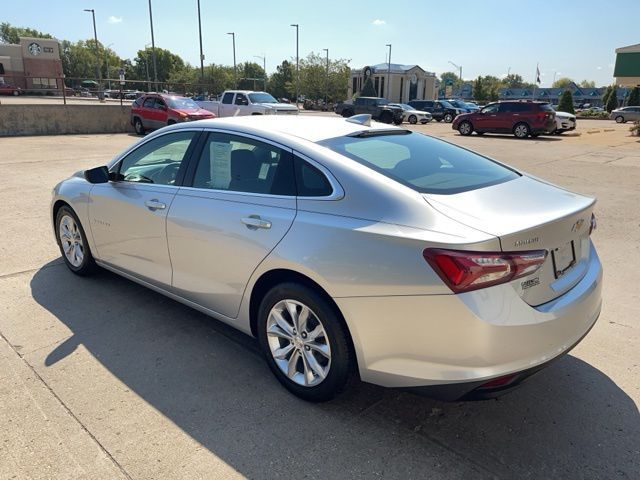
439, 101, 454, 108
166, 97, 199, 109
448, 100, 464, 108
319, 132, 519, 195
248, 92, 278, 103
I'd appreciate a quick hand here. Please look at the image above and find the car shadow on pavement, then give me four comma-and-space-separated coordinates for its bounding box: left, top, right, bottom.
458, 134, 563, 142
31, 262, 639, 479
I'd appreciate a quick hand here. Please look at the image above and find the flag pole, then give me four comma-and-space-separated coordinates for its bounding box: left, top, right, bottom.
533, 63, 538, 100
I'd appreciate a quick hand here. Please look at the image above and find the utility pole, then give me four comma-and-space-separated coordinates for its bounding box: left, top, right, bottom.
291, 24, 299, 105
106, 43, 114, 89
148, 0, 158, 90
83, 9, 102, 98
197, 0, 205, 87
227, 32, 236, 88
254, 54, 266, 90
448, 60, 463, 97
386, 44, 391, 100
323, 48, 329, 107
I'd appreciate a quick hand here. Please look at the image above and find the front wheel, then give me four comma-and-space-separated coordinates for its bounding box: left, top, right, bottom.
444, 113, 454, 123
257, 283, 353, 402
379, 111, 393, 124
55, 206, 97, 276
133, 117, 145, 135
513, 122, 530, 139
458, 120, 473, 136
408, 115, 417, 125
341, 109, 354, 118
615, 116, 625, 123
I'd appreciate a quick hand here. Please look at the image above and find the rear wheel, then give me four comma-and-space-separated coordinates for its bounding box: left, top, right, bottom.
341, 109, 354, 118
513, 122, 530, 139
12, 90, 19, 96
408, 115, 417, 125
379, 111, 393, 124
55, 206, 97, 276
257, 283, 353, 402
133, 117, 145, 135
615, 115, 625, 123
444, 113, 454, 123
458, 121, 473, 136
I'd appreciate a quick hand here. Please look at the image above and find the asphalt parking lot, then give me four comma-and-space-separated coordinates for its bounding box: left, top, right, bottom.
1, 119, 638, 479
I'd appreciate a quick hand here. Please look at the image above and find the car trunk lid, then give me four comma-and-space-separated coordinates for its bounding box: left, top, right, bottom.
423, 175, 595, 306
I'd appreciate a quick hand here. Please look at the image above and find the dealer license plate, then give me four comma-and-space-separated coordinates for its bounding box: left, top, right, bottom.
552, 241, 576, 279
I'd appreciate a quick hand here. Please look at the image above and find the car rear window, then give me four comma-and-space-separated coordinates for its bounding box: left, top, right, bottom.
539, 103, 554, 112
318, 132, 519, 194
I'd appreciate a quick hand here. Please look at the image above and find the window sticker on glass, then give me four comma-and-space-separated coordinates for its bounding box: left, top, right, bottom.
258, 163, 270, 180
210, 142, 232, 189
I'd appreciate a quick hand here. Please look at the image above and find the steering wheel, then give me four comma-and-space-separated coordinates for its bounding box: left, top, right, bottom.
155, 163, 180, 185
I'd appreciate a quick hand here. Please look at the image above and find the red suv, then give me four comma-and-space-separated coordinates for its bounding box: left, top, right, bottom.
452, 101, 556, 138
131, 93, 216, 135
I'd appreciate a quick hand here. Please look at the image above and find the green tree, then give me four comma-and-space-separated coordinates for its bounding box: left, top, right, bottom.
627, 87, 640, 106
503, 74, 524, 88
558, 90, 575, 114
482, 75, 503, 101
579, 79, 596, 88
132, 47, 186, 86
606, 89, 618, 112
0, 22, 52, 43
473, 76, 486, 101
552, 77, 575, 89
237, 61, 266, 90
60, 39, 125, 86
602, 85, 614, 107
298, 52, 350, 102
360, 76, 377, 97
268, 60, 294, 100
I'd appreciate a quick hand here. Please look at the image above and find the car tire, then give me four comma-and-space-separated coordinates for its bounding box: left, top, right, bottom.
513, 122, 530, 139
55, 205, 97, 276
257, 282, 353, 402
379, 111, 393, 124
444, 113, 454, 123
133, 117, 145, 135
435, 118, 442, 123
393, 117, 403, 125
12, 90, 19, 96
408, 115, 417, 124
167, 120, 176, 126
342, 109, 354, 118
615, 116, 625, 123
458, 120, 473, 136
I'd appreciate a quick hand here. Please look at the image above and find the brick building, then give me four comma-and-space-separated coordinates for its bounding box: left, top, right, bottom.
0, 37, 64, 92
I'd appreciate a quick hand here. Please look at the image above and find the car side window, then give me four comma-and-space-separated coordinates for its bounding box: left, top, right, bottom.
235, 93, 248, 105
116, 131, 197, 185
294, 157, 333, 197
191, 133, 295, 195
499, 103, 514, 113
482, 104, 500, 114
222, 92, 234, 104
155, 98, 167, 110
143, 97, 155, 108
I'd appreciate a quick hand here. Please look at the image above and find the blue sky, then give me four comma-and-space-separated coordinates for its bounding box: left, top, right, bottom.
5, 0, 639, 86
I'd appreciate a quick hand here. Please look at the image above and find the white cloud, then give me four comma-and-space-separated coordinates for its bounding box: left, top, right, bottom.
108, 16, 123, 24
371, 19, 386, 26
596, 66, 603, 70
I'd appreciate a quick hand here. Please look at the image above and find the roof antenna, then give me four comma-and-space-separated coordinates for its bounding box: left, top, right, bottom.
346, 114, 372, 127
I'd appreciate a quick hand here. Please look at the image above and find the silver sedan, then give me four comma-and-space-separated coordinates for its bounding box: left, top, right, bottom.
51, 115, 602, 401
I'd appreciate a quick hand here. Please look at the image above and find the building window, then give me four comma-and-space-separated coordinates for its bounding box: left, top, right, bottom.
374, 76, 380, 95
380, 76, 385, 98
352, 77, 357, 95
32, 78, 58, 89
399, 78, 404, 102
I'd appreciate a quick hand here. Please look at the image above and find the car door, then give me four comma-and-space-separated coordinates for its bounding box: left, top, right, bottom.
154, 97, 169, 127
89, 130, 201, 288
474, 103, 501, 131
141, 96, 157, 129
220, 92, 237, 117
167, 131, 297, 318
234, 92, 251, 116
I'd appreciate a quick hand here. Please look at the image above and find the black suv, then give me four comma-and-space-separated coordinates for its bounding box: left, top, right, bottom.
407, 100, 463, 123
335, 97, 404, 124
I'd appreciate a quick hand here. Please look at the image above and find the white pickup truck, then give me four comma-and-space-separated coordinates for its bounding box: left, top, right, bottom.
196, 90, 299, 117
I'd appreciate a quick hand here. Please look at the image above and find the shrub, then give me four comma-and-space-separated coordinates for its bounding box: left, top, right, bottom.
630, 121, 640, 137
606, 89, 618, 112
627, 87, 640, 107
558, 90, 575, 114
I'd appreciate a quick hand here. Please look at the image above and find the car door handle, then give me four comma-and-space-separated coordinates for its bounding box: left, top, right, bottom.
145, 199, 166, 210
241, 215, 272, 230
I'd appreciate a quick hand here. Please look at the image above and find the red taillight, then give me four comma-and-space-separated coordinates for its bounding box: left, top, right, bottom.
423, 248, 547, 293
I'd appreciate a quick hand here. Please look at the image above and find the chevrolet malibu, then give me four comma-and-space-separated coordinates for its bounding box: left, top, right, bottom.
51, 115, 602, 402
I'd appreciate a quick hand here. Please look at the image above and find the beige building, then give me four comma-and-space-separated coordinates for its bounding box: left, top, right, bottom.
349, 63, 437, 102
614, 43, 640, 87
0, 37, 64, 91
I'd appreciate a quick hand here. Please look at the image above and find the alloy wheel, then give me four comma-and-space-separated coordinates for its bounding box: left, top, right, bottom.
59, 214, 84, 267
514, 124, 529, 138
459, 121, 472, 135
266, 299, 331, 387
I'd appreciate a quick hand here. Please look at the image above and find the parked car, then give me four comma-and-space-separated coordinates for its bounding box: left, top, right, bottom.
553, 111, 577, 134
0, 82, 23, 96
452, 101, 556, 138
334, 96, 404, 124
464, 101, 481, 111
131, 93, 216, 134
388, 103, 432, 124
444, 99, 478, 113
196, 90, 299, 117
407, 100, 462, 123
610, 106, 640, 123
51, 115, 602, 402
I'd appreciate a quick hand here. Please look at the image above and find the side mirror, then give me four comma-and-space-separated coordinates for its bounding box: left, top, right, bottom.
84, 166, 109, 184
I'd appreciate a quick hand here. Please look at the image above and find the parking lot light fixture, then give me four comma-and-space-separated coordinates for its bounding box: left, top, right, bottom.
323, 48, 329, 106
147, 0, 158, 90
83, 9, 102, 96
291, 24, 299, 105
227, 32, 236, 88
448, 60, 462, 94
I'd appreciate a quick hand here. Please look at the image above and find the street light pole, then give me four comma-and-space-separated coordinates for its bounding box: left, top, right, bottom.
254, 55, 266, 90
448, 60, 462, 96
144, 43, 151, 91
227, 32, 236, 88
385, 44, 391, 100
196, 0, 205, 87
290, 24, 299, 106
83, 9, 102, 96
147, 0, 158, 90
323, 48, 329, 107
106, 43, 114, 90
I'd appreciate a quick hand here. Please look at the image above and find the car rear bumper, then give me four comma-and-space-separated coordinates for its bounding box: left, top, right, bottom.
334, 242, 602, 398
